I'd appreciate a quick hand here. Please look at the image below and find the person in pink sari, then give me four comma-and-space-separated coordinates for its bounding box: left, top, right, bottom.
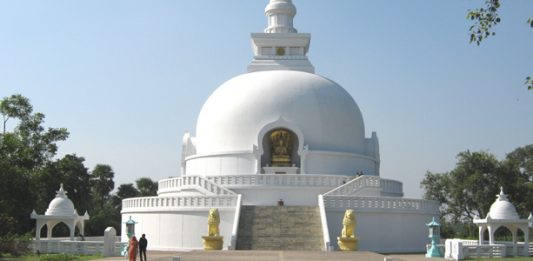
129, 236, 139, 261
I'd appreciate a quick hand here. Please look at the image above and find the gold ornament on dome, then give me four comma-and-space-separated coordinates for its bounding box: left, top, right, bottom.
270, 129, 291, 166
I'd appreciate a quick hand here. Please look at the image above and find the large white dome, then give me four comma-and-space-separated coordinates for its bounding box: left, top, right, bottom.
195, 70, 366, 155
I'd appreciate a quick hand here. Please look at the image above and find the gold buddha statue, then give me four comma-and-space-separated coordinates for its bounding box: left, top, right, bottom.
270, 129, 291, 166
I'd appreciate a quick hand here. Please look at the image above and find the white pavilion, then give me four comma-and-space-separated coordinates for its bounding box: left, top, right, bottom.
474, 187, 531, 256
121, 0, 439, 253
31, 184, 89, 241
445, 188, 532, 259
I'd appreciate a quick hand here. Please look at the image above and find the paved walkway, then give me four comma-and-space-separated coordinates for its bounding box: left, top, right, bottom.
98, 251, 444, 261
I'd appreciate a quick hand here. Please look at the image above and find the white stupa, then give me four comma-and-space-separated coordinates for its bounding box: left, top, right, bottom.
121, 0, 439, 253
31, 184, 89, 241
474, 187, 531, 256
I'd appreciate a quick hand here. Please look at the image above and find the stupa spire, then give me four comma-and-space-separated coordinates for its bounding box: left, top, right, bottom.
248, 0, 314, 73
496, 186, 509, 201
57, 183, 67, 197
264, 0, 297, 33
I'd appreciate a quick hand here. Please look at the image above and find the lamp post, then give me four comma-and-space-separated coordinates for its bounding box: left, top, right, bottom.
122, 216, 138, 257
426, 217, 442, 257
125, 216, 137, 239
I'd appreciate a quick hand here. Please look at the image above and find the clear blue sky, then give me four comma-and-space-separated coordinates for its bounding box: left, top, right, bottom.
1, 1, 532, 198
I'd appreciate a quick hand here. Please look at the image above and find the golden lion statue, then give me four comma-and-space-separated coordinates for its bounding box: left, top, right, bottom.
207, 208, 220, 237
202, 208, 223, 250
337, 209, 358, 251
341, 209, 356, 238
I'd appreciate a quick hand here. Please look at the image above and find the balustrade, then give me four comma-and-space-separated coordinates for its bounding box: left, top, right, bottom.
323, 195, 439, 213
323, 175, 380, 196
158, 176, 235, 196
208, 174, 347, 188
122, 195, 238, 211
31, 240, 124, 256
159, 175, 347, 193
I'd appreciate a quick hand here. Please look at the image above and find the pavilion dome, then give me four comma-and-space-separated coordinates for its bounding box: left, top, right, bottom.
45, 184, 77, 216
487, 188, 520, 220
195, 70, 366, 156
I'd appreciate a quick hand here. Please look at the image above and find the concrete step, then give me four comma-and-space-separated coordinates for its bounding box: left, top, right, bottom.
236, 206, 324, 250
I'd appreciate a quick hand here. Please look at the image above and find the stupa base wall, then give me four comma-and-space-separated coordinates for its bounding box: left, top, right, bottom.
120, 209, 237, 250
120, 196, 439, 252
325, 208, 437, 253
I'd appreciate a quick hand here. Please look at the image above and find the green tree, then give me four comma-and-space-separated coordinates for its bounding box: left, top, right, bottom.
90, 164, 115, 208
85, 202, 121, 236
56, 155, 91, 214
0, 94, 69, 170
0, 94, 68, 235
0, 94, 123, 238
0, 162, 34, 235
33, 155, 91, 215
85, 164, 119, 236
422, 150, 501, 222
0, 94, 32, 135
136, 177, 158, 196
501, 145, 533, 214
111, 183, 140, 210
467, 0, 533, 90
420, 171, 450, 212
117, 183, 141, 198
421, 145, 533, 237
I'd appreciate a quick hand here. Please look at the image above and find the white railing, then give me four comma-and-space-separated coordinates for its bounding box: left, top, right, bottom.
31, 240, 124, 256
322, 196, 440, 214
323, 175, 380, 196
208, 174, 347, 189
380, 178, 403, 197
426, 243, 445, 256
229, 194, 242, 250
158, 176, 235, 196
122, 195, 239, 211
318, 194, 332, 251
444, 239, 530, 260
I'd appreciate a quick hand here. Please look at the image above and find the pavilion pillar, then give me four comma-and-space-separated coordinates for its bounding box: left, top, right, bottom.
35, 220, 42, 240
69, 220, 75, 241
46, 221, 54, 239
35, 220, 42, 252
523, 226, 529, 256
478, 226, 485, 245
511, 227, 517, 256
79, 221, 85, 237
487, 225, 495, 245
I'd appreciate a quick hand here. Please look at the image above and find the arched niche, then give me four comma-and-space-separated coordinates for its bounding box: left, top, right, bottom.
516, 228, 525, 242
256, 117, 305, 174
261, 128, 300, 168
482, 227, 489, 243
494, 226, 513, 242
51, 222, 71, 237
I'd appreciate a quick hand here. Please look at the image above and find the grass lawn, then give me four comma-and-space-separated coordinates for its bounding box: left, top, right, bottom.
467, 257, 532, 260
0, 254, 101, 261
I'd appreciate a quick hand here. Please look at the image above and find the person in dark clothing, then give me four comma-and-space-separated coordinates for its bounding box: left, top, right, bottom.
139, 234, 148, 261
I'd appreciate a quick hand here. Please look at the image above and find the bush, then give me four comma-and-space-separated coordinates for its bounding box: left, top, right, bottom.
0, 233, 32, 256
39, 253, 78, 261
37, 253, 101, 261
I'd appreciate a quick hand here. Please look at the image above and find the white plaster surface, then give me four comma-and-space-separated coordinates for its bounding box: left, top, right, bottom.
121, 209, 236, 251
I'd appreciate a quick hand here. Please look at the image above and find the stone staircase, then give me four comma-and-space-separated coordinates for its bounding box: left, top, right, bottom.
236, 206, 324, 250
